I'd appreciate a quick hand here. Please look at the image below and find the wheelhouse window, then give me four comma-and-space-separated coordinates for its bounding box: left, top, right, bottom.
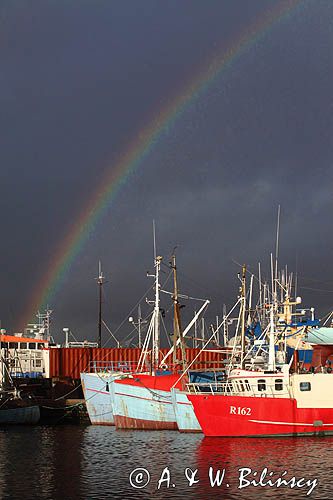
28, 343, 36, 350
258, 379, 266, 392
20, 343, 27, 349
9, 342, 18, 349
300, 382, 311, 391
245, 379, 251, 391
239, 381, 245, 392
275, 378, 283, 391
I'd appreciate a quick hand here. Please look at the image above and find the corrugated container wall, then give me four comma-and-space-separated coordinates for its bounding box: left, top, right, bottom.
49, 348, 225, 379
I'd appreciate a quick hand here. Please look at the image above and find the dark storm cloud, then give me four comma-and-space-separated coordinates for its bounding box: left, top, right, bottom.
0, 1, 333, 342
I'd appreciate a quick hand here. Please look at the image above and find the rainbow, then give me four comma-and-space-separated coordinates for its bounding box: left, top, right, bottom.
18, 0, 303, 330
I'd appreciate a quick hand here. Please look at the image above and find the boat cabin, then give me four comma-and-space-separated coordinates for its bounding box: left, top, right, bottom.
0, 333, 49, 378
227, 369, 290, 398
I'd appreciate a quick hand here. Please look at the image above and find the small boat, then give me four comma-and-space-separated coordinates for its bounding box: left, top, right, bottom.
0, 398, 40, 425
0, 354, 40, 425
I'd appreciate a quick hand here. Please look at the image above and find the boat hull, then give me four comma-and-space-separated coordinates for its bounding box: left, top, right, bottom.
171, 388, 201, 432
81, 372, 118, 425
0, 405, 40, 425
188, 393, 333, 437
112, 374, 181, 430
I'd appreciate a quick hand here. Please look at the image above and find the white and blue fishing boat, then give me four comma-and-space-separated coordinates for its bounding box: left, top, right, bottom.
112, 252, 210, 430
81, 371, 122, 425
80, 263, 120, 425
171, 387, 201, 432
172, 369, 230, 432
111, 254, 180, 430
112, 372, 182, 430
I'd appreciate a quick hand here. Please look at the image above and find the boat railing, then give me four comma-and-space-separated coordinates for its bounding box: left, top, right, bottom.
186, 380, 290, 397
186, 381, 239, 396
90, 360, 139, 373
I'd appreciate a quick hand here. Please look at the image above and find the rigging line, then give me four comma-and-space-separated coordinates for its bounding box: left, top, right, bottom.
133, 377, 172, 400
54, 383, 83, 401
41, 401, 85, 410
95, 312, 155, 367
299, 286, 333, 293
160, 289, 209, 302
321, 310, 333, 322
102, 282, 155, 347
232, 258, 279, 303
161, 269, 173, 288
120, 328, 141, 347
300, 277, 333, 285
82, 385, 110, 403
102, 268, 173, 349
102, 320, 120, 347
86, 409, 113, 417
121, 310, 154, 343
0, 397, 12, 409
172, 298, 242, 388
108, 268, 173, 343
285, 326, 310, 339
301, 327, 329, 343
175, 269, 211, 295
160, 313, 172, 348
68, 329, 79, 343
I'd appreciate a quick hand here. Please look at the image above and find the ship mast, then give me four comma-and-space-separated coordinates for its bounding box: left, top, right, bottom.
97, 261, 105, 348
171, 254, 186, 371
152, 255, 162, 371
240, 264, 247, 369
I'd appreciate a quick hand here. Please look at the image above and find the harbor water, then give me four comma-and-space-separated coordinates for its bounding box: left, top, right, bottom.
0, 425, 332, 499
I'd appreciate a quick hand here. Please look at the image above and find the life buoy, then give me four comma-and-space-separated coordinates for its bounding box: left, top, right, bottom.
161, 363, 168, 371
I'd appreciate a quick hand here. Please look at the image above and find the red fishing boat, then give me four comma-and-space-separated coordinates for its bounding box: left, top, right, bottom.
188, 366, 333, 437
188, 265, 333, 437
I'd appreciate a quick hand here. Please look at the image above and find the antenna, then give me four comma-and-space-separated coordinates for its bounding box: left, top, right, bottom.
153, 220, 157, 260
274, 204, 281, 296
240, 264, 246, 369
258, 262, 262, 311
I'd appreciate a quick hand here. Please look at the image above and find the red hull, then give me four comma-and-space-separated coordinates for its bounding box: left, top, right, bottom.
114, 414, 178, 430
114, 373, 183, 391
91, 421, 115, 426
188, 394, 333, 437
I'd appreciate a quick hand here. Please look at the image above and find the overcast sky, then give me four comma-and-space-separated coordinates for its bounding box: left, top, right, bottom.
1, 0, 333, 345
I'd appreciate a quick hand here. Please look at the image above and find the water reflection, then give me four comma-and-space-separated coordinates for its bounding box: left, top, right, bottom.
195, 435, 333, 499
0, 426, 332, 499
0, 426, 86, 499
